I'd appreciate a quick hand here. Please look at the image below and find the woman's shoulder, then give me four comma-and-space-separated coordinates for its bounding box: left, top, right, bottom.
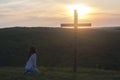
29, 53, 36, 59
31, 53, 37, 57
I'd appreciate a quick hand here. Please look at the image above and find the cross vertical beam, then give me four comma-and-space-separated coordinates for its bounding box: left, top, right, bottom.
74, 9, 78, 72
74, 9, 78, 29
61, 9, 91, 73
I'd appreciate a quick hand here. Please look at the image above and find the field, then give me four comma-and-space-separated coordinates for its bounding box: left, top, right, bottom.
0, 67, 120, 80
0, 27, 120, 80
0, 27, 120, 69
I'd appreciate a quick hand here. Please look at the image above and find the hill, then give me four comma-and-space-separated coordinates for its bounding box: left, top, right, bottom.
0, 27, 120, 70
1, 67, 120, 80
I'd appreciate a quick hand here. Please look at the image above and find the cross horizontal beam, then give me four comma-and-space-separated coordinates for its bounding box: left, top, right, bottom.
61, 23, 91, 27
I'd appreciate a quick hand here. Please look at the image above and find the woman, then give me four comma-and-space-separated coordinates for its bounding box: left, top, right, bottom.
24, 46, 39, 74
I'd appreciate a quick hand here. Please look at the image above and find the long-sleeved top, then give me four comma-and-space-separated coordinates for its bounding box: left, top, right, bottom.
25, 53, 37, 70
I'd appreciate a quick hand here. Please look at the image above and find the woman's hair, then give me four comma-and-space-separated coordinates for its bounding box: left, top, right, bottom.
28, 46, 37, 59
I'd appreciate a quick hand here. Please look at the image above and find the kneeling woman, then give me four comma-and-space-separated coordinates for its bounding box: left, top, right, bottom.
24, 47, 39, 74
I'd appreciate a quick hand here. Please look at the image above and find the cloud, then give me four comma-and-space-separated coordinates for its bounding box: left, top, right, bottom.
0, 0, 120, 28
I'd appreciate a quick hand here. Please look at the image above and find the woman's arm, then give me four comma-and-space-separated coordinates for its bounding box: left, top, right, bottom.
32, 54, 37, 67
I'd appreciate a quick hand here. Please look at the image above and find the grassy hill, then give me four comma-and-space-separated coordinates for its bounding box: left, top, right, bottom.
0, 27, 120, 70
0, 67, 120, 80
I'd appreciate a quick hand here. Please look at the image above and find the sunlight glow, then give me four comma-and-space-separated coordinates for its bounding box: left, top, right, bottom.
69, 4, 93, 19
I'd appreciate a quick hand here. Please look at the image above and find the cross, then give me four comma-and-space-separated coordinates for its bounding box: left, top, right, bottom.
61, 9, 91, 72
61, 9, 91, 28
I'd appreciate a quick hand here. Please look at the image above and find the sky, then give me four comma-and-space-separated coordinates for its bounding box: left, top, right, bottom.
0, 0, 120, 28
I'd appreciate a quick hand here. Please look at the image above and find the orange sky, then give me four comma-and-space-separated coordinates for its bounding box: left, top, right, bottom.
0, 0, 120, 28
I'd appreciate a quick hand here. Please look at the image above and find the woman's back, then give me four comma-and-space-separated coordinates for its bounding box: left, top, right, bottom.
25, 53, 37, 70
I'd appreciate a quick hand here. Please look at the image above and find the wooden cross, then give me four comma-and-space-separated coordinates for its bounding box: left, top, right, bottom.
61, 9, 91, 72
61, 9, 91, 28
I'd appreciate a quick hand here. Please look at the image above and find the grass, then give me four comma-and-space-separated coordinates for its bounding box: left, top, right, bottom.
0, 67, 120, 80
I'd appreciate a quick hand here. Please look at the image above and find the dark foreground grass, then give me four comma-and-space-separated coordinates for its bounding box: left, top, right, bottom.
0, 67, 120, 80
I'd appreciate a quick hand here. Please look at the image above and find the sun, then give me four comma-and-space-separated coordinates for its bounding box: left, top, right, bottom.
69, 4, 92, 18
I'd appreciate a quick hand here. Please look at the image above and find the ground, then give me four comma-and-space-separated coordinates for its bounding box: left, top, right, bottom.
0, 67, 120, 80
